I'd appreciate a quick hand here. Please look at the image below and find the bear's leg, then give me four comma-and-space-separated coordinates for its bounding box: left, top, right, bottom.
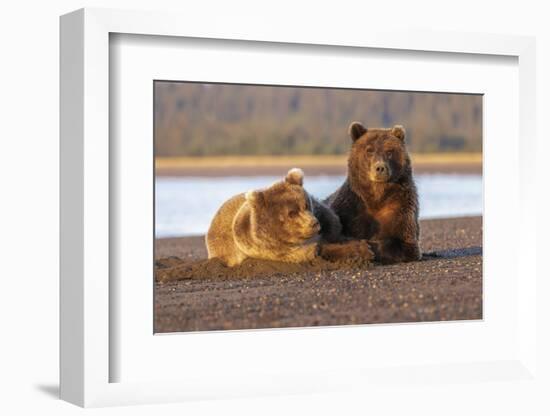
369, 238, 421, 264
222, 251, 248, 267
206, 235, 248, 267
319, 240, 374, 262
277, 243, 318, 263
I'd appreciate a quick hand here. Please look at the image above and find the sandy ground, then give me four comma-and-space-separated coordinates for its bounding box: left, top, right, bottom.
155, 216, 482, 333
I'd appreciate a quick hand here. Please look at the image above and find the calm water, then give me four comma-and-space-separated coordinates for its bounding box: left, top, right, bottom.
155, 174, 482, 238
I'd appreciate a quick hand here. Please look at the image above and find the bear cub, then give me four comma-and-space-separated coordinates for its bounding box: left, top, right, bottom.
326, 122, 421, 264
206, 168, 364, 267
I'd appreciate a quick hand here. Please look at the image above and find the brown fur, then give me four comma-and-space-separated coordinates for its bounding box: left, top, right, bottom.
207, 168, 371, 267
326, 122, 421, 264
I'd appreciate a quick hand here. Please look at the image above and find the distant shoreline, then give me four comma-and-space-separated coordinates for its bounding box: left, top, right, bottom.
155, 153, 482, 177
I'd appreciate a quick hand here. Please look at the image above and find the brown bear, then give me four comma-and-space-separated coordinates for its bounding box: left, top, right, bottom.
326, 122, 421, 264
206, 168, 371, 267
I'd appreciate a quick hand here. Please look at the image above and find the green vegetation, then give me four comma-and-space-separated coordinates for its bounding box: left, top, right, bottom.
154, 82, 482, 157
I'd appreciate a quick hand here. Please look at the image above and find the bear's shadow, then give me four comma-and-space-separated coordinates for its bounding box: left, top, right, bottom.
422, 246, 482, 260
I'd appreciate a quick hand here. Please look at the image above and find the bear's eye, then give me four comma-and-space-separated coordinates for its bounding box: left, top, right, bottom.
386, 150, 393, 158
288, 210, 299, 218
366, 147, 374, 154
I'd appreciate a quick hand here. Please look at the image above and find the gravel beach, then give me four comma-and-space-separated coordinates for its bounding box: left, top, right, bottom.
155, 216, 482, 333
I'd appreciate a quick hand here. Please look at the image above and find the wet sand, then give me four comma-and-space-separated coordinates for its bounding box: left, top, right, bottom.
155, 216, 482, 333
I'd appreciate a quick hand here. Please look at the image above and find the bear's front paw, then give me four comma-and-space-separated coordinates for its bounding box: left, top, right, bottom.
349, 239, 374, 261
319, 240, 374, 262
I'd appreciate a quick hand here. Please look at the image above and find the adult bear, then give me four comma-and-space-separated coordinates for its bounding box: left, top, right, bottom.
326, 122, 421, 264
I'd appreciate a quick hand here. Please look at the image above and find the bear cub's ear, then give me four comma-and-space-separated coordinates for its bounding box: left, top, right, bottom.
285, 168, 304, 186
349, 121, 367, 142
391, 125, 406, 141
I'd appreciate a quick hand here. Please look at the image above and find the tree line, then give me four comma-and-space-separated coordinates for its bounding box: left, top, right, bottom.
154, 82, 482, 157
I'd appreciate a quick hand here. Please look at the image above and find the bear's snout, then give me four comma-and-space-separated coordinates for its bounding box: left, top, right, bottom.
375, 162, 388, 175
303, 216, 321, 237
311, 218, 321, 233
371, 161, 391, 181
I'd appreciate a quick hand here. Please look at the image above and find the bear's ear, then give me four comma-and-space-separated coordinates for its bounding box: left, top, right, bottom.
391, 125, 406, 141
245, 190, 264, 205
285, 168, 304, 186
349, 121, 367, 142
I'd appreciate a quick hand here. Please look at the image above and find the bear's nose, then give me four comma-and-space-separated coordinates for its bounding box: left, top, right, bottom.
375, 163, 388, 175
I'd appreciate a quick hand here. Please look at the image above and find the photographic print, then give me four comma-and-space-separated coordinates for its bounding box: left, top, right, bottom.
154, 82, 482, 333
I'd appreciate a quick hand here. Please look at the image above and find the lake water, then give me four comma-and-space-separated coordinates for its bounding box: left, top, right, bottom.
155, 174, 482, 238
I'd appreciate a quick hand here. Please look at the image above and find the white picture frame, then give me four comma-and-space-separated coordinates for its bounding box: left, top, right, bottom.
60, 7, 538, 408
